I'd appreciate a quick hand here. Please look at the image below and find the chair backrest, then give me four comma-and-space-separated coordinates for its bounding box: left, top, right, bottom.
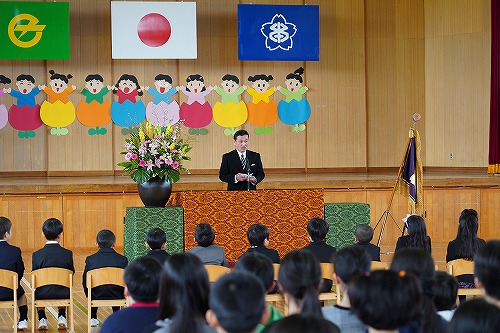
31, 267, 72, 289
0, 269, 18, 290
86, 267, 125, 289
273, 263, 280, 280
371, 261, 389, 270
205, 265, 231, 282
447, 259, 474, 277
320, 262, 334, 280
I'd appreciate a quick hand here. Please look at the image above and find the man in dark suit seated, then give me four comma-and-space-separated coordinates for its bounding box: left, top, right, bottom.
242, 224, 280, 263
219, 129, 265, 191
354, 224, 381, 261
0, 217, 29, 330
32, 218, 75, 331
145, 227, 171, 263
82, 230, 128, 327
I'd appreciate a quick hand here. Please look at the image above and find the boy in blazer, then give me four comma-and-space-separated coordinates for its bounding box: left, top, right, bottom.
219, 129, 265, 190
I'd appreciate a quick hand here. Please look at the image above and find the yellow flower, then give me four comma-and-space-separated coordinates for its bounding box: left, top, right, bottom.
138, 128, 145, 141
145, 121, 154, 137
170, 143, 176, 150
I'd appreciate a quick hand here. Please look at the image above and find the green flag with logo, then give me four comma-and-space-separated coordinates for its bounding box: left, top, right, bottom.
0, 1, 70, 60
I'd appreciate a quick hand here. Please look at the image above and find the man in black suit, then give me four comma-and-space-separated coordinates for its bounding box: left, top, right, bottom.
0, 217, 29, 330
354, 223, 381, 261
219, 129, 265, 190
83, 230, 128, 327
242, 224, 280, 263
32, 218, 75, 331
145, 227, 171, 263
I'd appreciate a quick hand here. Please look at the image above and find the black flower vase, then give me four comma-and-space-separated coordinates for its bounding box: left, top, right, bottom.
137, 177, 172, 207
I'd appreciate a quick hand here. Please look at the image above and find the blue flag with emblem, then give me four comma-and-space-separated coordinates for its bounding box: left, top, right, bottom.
238, 4, 319, 61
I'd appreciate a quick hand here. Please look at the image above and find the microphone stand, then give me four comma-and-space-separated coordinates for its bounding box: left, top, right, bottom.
246, 157, 251, 191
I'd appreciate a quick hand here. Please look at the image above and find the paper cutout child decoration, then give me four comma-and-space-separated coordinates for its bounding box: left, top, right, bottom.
76, 74, 112, 136
40, 70, 76, 136
277, 67, 310, 132
0, 75, 11, 130
145, 74, 180, 127
246, 74, 278, 135
110, 74, 146, 135
213, 74, 248, 136
179, 74, 213, 135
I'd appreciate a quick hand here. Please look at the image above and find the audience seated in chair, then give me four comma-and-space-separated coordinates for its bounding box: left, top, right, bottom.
234, 252, 284, 332
322, 246, 370, 333
145, 228, 171, 263
0, 217, 28, 331
353, 224, 380, 261
82, 229, 128, 327
206, 271, 266, 333
100, 256, 162, 333
395, 215, 432, 254
474, 240, 500, 309
188, 223, 229, 267
448, 299, 500, 333
143, 253, 215, 333
432, 271, 458, 322
242, 224, 280, 264
32, 218, 75, 331
301, 218, 336, 292
268, 314, 340, 333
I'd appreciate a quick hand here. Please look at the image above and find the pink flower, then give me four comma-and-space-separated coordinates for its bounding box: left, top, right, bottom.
125, 152, 132, 161
139, 160, 146, 167
172, 161, 179, 169
131, 154, 138, 160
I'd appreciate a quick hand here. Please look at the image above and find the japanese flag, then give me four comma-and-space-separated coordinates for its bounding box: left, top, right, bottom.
111, 1, 197, 59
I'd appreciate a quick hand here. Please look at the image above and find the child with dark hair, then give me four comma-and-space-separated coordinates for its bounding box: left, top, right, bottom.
448, 299, 500, 333
354, 223, 381, 261
144, 253, 214, 333
145, 227, 171, 263
32, 218, 75, 330
100, 256, 162, 333
302, 217, 336, 292
206, 271, 266, 333
235, 252, 284, 332
474, 240, 500, 308
349, 270, 423, 333
322, 246, 370, 333
188, 223, 228, 266
390, 248, 447, 333
243, 224, 280, 263
432, 271, 458, 321
268, 314, 340, 333
0, 217, 29, 330
82, 229, 128, 327
245, 74, 278, 133
395, 215, 432, 254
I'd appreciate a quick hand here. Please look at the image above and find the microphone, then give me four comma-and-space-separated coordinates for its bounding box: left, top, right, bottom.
245, 157, 251, 191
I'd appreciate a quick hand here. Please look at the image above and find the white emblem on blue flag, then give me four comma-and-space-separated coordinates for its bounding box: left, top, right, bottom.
260, 14, 297, 51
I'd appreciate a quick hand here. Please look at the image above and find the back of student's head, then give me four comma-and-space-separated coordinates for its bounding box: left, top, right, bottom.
278, 249, 322, 316
235, 252, 274, 291
456, 209, 481, 258
448, 299, 500, 333
247, 223, 269, 247
42, 218, 63, 240
0, 216, 12, 239
146, 227, 166, 250
354, 224, 374, 243
306, 218, 329, 242
124, 256, 162, 303
210, 271, 265, 333
194, 223, 216, 247
158, 253, 210, 332
432, 271, 458, 311
268, 314, 340, 333
333, 246, 371, 284
96, 229, 116, 248
349, 270, 422, 330
474, 240, 500, 299
404, 215, 431, 253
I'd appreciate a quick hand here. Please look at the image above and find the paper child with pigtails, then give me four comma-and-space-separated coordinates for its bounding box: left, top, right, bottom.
246, 74, 278, 135
213, 74, 248, 136
277, 67, 310, 132
76, 74, 112, 136
5, 74, 44, 138
0, 75, 11, 130
39, 70, 76, 136
144, 74, 180, 127
179, 74, 213, 135
110, 74, 146, 135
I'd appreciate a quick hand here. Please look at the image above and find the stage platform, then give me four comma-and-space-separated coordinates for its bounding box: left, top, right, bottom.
0, 169, 498, 195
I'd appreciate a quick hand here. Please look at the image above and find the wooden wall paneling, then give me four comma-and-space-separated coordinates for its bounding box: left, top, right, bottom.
0, 195, 63, 251
324, 189, 367, 204
307, 0, 367, 168
479, 188, 500, 240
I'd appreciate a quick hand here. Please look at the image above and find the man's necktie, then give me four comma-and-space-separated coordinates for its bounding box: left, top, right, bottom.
240, 154, 247, 171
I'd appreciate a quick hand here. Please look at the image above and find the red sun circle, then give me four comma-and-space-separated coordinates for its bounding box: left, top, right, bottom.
137, 13, 171, 47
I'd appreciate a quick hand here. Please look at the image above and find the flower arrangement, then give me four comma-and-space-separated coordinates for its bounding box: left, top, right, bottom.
117, 120, 192, 184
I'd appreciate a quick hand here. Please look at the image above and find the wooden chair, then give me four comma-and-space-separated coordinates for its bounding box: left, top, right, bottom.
31, 268, 74, 333
447, 259, 483, 299
318, 262, 338, 305
265, 264, 285, 310
86, 267, 128, 333
371, 261, 389, 270
0, 269, 18, 333
205, 265, 231, 282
